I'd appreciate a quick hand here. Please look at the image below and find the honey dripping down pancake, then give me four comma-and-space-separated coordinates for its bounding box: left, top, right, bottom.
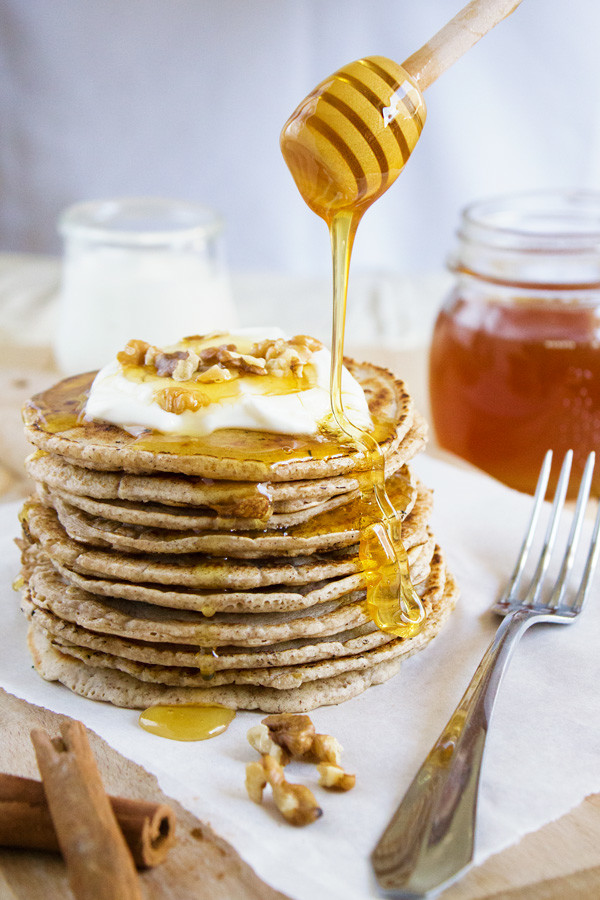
281, 58, 427, 637
278, 0, 526, 632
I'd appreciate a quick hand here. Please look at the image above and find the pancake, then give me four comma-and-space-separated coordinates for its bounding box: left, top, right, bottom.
44, 471, 429, 559
27, 573, 458, 711
25, 539, 436, 647
30, 572, 457, 691
28, 622, 407, 713
21, 546, 449, 672
21, 496, 434, 588
18, 343, 458, 712
23, 361, 415, 480
21, 504, 361, 588
39, 483, 363, 532
25, 412, 427, 517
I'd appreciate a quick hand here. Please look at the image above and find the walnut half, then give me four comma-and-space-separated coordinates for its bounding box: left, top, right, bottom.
245, 755, 322, 827
154, 386, 207, 414
116, 339, 151, 367
316, 763, 356, 792
261, 714, 315, 758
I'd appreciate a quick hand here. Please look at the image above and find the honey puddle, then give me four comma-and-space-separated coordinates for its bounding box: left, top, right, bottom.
281, 57, 427, 636
139, 705, 235, 741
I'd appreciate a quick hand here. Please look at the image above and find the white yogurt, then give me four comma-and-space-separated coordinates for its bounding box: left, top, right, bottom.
85, 331, 373, 438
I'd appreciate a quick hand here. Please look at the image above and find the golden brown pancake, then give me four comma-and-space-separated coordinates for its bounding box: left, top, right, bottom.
23, 361, 415, 480
18, 349, 457, 711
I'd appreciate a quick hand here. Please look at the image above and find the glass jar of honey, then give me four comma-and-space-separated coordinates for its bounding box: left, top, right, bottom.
429, 190, 600, 496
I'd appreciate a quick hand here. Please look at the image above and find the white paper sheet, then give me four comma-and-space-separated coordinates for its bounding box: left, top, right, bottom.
1, 454, 598, 899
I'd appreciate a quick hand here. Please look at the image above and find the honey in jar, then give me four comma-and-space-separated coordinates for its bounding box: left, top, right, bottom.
429, 191, 600, 497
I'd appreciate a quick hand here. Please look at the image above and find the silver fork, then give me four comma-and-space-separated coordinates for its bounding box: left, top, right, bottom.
372, 450, 600, 899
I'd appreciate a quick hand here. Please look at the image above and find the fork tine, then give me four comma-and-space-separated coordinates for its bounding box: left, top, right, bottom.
549, 452, 596, 609
499, 449, 553, 604
572, 494, 600, 613
525, 450, 573, 606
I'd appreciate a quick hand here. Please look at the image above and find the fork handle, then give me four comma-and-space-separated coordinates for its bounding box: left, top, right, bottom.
372, 607, 536, 898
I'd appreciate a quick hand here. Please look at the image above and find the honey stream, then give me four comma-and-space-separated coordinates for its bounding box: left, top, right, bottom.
281, 56, 428, 636
330, 213, 423, 636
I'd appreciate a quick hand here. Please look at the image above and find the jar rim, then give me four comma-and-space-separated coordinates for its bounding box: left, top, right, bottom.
58, 197, 223, 245
458, 189, 600, 253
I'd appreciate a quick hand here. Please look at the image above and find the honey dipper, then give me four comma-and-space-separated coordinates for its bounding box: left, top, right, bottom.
281, 0, 523, 220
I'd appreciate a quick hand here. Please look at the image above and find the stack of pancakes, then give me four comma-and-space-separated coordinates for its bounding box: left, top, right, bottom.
18, 359, 457, 712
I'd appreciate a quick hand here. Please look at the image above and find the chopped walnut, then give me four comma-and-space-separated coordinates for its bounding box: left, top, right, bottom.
245, 714, 355, 825
247, 724, 290, 766
123, 333, 322, 386
261, 756, 322, 827
253, 338, 285, 359
245, 759, 268, 804
154, 387, 207, 414
261, 715, 355, 788
199, 344, 236, 364
252, 335, 322, 378
316, 763, 356, 792
117, 339, 151, 367
236, 353, 268, 375
266, 347, 303, 376
309, 733, 343, 766
144, 344, 161, 368
289, 334, 323, 353
261, 714, 316, 757
153, 350, 200, 380
195, 364, 232, 383
200, 344, 267, 375
172, 350, 200, 381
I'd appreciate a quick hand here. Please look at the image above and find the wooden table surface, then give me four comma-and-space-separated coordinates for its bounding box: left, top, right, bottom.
1, 317, 599, 897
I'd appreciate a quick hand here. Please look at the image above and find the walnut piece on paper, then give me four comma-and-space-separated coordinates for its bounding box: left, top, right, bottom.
244, 713, 355, 826
245, 755, 322, 827
261, 714, 315, 758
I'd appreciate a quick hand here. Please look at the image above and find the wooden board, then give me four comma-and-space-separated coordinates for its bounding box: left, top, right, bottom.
0, 689, 290, 900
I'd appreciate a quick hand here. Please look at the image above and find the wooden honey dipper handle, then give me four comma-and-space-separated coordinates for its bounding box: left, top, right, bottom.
402, 0, 523, 91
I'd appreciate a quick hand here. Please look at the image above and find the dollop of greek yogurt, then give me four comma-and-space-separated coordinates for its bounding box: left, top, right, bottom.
84, 328, 373, 438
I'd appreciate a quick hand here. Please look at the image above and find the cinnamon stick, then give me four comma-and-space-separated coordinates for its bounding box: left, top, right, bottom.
31, 721, 143, 900
0, 772, 176, 868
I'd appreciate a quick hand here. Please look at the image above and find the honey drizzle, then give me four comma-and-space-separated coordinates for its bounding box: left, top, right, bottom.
329, 212, 424, 636
281, 57, 428, 637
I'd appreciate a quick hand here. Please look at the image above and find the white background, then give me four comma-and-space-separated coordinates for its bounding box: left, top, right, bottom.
1, 0, 599, 275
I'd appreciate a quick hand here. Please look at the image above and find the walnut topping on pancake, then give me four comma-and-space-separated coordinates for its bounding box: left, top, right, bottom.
154, 386, 208, 415
117, 332, 324, 388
